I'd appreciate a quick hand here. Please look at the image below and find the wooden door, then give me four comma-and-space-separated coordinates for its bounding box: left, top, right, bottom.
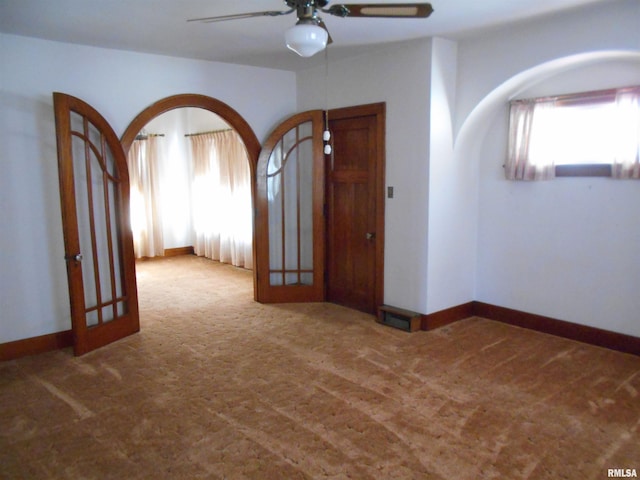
53, 93, 139, 356
255, 110, 325, 303
326, 103, 385, 314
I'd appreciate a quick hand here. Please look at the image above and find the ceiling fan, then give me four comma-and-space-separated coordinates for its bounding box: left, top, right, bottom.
188, 1, 434, 57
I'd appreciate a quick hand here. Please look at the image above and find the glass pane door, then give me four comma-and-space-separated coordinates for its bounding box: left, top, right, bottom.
256, 111, 324, 303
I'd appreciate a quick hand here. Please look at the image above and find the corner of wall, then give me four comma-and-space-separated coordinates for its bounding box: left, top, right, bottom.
425, 37, 476, 314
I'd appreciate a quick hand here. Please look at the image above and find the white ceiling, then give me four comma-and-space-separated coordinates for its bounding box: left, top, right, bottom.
0, 0, 608, 71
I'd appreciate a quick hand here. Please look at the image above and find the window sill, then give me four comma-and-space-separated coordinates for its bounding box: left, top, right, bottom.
555, 164, 612, 177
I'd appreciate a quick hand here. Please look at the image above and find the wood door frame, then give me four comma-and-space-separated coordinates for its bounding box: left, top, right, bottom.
326, 102, 386, 312
120, 94, 261, 299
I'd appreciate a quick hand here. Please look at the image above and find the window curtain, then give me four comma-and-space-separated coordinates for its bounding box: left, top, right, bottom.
190, 130, 253, 269
507, 86, 640, 181
505, 99, 556, 181
127, 136, 164, 258
612, 88, 640, 179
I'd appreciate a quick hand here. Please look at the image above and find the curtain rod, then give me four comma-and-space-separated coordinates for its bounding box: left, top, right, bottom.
510, 84, 640, 105
135, 133, 165, 140
185, 128, 232, 137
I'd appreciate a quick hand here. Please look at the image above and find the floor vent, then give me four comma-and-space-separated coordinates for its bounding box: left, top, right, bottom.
377, 305, 422, 332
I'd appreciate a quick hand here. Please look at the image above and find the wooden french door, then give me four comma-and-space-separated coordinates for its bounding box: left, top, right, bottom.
53, 93, 139, 356
255, 110, 325, 303
255, 104, 385, 312
326, 103, 385, 314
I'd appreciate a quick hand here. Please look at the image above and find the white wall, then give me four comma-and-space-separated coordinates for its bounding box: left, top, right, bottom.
426, 37, 477, 314
297, 38, 433, 313
0, 34, 295, 344
455, 0, 640, 336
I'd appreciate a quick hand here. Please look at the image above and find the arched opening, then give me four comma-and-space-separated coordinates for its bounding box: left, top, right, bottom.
121, 94, 261, 299
454, 50, 640, 157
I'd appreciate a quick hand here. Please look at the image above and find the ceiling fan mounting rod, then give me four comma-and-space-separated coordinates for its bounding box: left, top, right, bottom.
285, 0, 329, 8
285, 0, 324, 25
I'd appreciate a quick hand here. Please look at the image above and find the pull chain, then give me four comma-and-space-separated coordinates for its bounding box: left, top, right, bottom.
323, 45, 332, 155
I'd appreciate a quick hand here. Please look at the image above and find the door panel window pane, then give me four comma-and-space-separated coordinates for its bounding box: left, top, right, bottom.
267, 121, 314, 286
70, 112, 127, 325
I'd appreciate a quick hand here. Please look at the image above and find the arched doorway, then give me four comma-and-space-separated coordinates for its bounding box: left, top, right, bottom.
121, 94, 261, 299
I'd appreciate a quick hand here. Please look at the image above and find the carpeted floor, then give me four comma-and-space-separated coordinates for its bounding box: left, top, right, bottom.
1, 255, 639, 479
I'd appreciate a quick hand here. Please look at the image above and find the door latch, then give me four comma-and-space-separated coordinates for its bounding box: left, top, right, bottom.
365, 232, 376, 240
65, 253, 83, 262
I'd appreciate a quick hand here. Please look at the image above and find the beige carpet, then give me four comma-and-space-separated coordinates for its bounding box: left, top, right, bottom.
1, 255, 639, 479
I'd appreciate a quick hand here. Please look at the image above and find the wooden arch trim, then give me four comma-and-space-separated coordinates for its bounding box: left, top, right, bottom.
120, 94, 261, 299
120, 94, 260, 168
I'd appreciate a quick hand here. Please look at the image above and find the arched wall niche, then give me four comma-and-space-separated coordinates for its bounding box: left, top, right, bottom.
121, 93, 262, 299
454, 50, 640, 158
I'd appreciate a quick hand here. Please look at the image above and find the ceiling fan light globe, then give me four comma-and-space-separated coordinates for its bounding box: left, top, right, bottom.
285, 24, 328, 57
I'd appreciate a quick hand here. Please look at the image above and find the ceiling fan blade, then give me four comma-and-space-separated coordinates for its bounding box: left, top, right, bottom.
187, 9, 294, 23
317, 18, 334, 45
326, 3, 433, 19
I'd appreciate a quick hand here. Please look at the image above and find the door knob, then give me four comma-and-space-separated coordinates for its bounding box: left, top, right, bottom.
365, 232, 376, 240
65, 253, 83, 262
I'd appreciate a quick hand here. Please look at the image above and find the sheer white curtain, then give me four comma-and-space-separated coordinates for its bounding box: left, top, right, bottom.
190, 130, 253, 269
507, 86, 640, 180
127, 136, 164, 258
506, 99, 556, 181
612, 88, 640, 179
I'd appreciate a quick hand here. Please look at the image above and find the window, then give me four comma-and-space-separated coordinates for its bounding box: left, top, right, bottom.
506, 86, 640, 180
